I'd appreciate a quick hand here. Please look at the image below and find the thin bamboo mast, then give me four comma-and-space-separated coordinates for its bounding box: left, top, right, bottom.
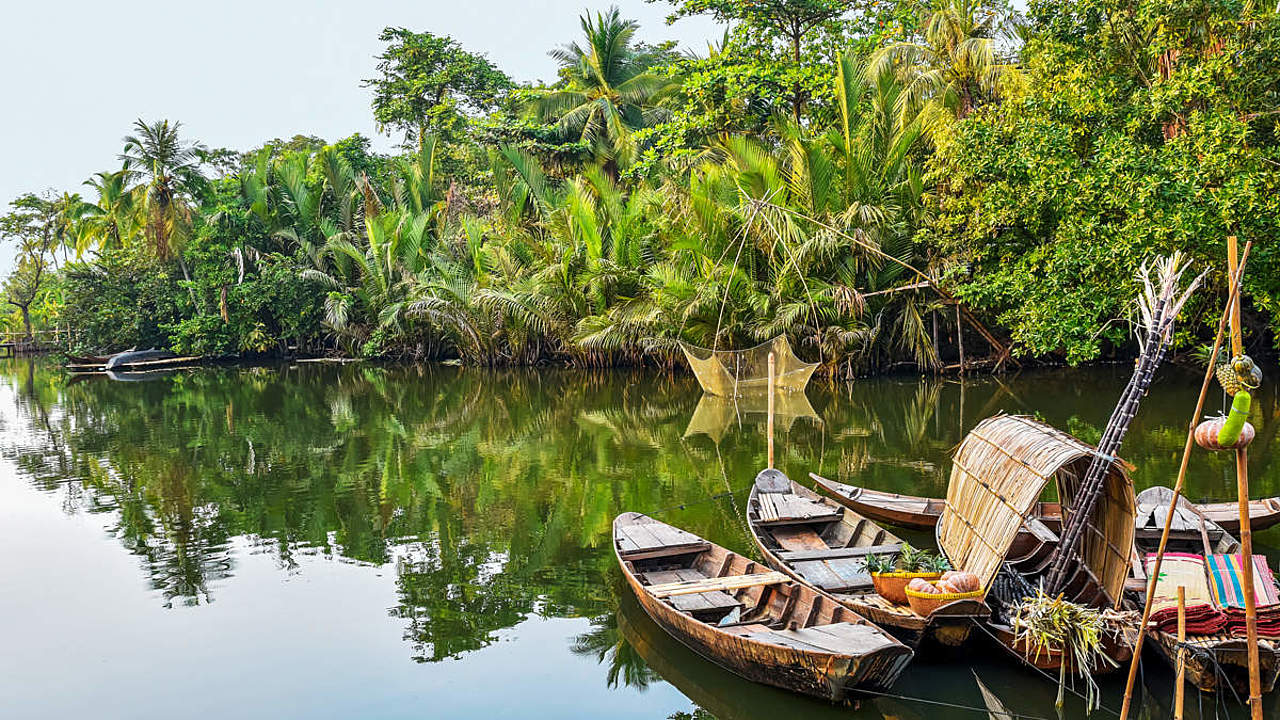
1117, 241, 1252, 720
1175, 586, 1186, 720
1228, 236, 1264, 720
767, 351, 776, 469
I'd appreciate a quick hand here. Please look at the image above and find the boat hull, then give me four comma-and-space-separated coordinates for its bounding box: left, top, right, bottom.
615, 513, 912, 703
1147, 631, 1280, 696
988, 623, 1133, 675
813, 475, 1280, 535
623, 569, 906, 702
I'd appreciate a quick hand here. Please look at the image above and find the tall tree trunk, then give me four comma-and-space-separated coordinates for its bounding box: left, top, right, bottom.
19, 304, 32, 341
178, 254, 204, 315
791, 28, 803, 122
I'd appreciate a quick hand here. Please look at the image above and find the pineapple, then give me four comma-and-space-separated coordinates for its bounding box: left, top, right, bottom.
1217, 353, 1262, 396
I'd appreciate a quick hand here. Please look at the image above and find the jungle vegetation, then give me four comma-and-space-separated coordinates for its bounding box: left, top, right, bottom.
3, 0, 1278, 374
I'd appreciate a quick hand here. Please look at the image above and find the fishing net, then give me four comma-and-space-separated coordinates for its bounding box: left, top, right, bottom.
678, 336, 818, 398
683, 392, 820, 444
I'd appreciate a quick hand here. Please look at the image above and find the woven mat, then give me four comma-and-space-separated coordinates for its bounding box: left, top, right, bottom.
1207, 554, 1280, 609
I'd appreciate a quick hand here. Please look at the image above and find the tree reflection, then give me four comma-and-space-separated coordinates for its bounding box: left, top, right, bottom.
2, 359, 1278, 664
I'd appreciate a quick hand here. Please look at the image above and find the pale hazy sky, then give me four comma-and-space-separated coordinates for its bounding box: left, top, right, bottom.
0, 0, 721, 270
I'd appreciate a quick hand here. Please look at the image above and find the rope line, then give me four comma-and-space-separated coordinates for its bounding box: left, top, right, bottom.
855, 687, 1057, 720
644, 486, 750, 517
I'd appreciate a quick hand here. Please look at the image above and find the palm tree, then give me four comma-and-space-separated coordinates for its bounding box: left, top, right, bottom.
50, 192, 91, 265
869, 0, 1020, 126
79, 170, 139, 256
119, 119, 208, 260
536, 6, 673, 175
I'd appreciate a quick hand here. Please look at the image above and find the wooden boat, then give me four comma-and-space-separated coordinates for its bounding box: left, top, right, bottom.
811, 474, 1060, 533
1130, 486, 1280, 696
105, 349, 175, 369
66, 353, 113, 366
747, 470, 987, 649
934, 416, 1143, 675
1202, 497, 1280, 533
66, 353, 204, 374
813, 473, 1280, 534
614, 512, 913, 702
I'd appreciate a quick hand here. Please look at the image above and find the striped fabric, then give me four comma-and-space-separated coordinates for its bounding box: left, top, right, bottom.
1207, 554, 1280, 609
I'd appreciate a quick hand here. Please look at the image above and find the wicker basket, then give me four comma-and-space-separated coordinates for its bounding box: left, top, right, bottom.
871, 572, 942, 605
904, 582, 985, 616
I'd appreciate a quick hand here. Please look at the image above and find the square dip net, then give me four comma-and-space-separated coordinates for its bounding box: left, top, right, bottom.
678, 336, 818, 398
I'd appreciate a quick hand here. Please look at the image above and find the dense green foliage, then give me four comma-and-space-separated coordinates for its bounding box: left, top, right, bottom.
924, 0, 1280, 362
3, 0, 1277, 369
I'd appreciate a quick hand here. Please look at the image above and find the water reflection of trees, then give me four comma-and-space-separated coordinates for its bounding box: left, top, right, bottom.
3, 359, 1278, 660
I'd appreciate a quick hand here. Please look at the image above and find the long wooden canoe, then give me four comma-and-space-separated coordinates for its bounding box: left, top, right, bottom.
811, 474, 1280, 534
614, 512, 913, 702
747, 470, 988, 649
1130, 486, 1280, 696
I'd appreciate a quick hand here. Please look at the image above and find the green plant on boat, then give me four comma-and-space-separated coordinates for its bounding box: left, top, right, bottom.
1012, 589, 1117, 711
890, 543, 949, 573
864, 553, 897, 574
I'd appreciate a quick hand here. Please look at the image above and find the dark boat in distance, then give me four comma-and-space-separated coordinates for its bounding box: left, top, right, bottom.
66, 349, 203, 374
810, 474, 1280, 534
104, 349, 175, 370
614, 512, 913, 702
746, 469, 987, 649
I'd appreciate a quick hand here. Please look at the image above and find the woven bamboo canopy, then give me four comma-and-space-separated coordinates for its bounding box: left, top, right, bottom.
679, 336, 817, 398
937, 414, 1136, 606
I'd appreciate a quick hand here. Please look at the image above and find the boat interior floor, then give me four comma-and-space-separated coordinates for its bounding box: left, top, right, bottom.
768, 523, 900, 594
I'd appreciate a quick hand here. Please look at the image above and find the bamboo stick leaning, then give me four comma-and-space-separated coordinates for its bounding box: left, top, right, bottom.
1117, 241, 1253, 720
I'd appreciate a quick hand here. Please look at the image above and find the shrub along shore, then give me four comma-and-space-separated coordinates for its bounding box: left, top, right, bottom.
4, 1, 1278, 376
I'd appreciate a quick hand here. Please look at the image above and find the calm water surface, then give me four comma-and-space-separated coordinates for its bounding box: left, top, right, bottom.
2, 359, 1278, 719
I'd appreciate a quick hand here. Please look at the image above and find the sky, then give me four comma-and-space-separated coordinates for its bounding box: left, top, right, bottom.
0, 0, 722, 271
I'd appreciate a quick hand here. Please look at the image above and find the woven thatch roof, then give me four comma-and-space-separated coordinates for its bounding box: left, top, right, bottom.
679, 336, 817, 398
937, 414, 1136, 607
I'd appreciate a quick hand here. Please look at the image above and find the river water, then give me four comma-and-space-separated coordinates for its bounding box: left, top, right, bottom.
1, 358, 1276, 719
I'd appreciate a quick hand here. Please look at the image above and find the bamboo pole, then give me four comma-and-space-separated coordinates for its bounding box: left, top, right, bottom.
767, 351, 775, 469
1117, 241, 1252, 720
1175, 585, 1186, 720
1228, 236, 1264, 720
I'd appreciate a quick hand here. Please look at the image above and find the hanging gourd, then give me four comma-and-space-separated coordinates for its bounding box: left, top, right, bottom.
1196, 353, 1262, 451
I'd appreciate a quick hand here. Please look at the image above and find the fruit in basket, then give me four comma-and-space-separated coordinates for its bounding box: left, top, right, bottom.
944, 571, 981, 593
908, 578, 942, 594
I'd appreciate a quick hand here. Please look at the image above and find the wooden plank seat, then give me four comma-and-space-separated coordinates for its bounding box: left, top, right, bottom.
646, 571, 790, 598
719, 622, 772, 637
755, 492, 842, 526
640, 570, 740, 614
743, 622, 901, 655
776, 543, 902, 562
616, 523, 711, 560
